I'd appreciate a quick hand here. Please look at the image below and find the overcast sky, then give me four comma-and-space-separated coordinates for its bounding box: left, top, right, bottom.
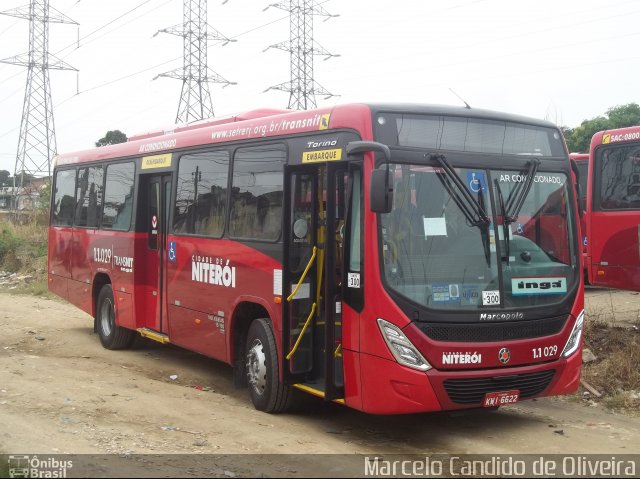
0, 0, 638, 173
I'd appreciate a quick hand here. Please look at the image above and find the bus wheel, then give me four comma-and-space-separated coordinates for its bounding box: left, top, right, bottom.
245, 318, 291, 413
96, 284, 135, 350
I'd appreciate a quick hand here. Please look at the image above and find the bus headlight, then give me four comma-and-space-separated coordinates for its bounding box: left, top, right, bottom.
561, 310, 585, 358
377, 318, 432, 371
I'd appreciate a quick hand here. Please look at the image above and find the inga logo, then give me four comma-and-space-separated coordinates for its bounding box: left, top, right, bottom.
511, 277, 567, 296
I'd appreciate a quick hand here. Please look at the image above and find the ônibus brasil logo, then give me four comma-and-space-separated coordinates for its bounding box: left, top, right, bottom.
498, 347, 511, 364
8, 455, 73, 478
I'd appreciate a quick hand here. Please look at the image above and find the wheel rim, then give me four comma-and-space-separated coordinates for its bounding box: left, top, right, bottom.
246, 339, 267, 396
100, 297, 114, 338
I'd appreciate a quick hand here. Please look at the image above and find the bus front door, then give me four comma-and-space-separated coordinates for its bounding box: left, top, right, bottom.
283, 163, 346, 401
137, 174, 172, 334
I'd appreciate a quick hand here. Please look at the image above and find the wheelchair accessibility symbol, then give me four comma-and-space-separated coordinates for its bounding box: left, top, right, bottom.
168, 241, 177, 262
466, 171, 487, 193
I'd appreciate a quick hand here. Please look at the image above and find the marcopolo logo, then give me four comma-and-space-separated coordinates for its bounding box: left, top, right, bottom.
511, 277, 567, 296
479, 312, 524, 321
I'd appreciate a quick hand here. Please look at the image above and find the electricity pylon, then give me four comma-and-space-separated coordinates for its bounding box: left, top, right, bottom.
155, 0, 236, 123
0, 0, 77, 190
264, 0, 338, 110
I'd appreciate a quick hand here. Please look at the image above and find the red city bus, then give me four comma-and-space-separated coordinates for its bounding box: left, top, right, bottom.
48, 104, 584, 414
585, 125, 640, 290
569, 153, 589, 277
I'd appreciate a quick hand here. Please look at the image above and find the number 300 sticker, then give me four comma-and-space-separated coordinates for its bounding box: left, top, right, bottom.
482, 290, 500, 306
347, 272, 361, 288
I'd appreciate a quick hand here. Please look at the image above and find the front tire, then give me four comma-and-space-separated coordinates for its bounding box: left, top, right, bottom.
96, 284, 135, 350
245, 318, 291, 413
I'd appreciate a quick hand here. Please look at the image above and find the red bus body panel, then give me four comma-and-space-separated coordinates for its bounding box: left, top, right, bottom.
49, 104, 583, 414
587, 126, 640, 290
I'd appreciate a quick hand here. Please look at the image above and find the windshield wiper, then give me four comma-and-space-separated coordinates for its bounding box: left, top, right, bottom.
494, 179, 510, 263
430, 154, 490, 227
476, 182, 492, 266
504, 158, 540, 224
495, 158, 540, 264
430, 154, 491, 266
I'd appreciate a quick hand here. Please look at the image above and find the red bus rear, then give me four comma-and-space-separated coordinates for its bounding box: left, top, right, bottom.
585, 125, 640, 290
49, 104, 584, 414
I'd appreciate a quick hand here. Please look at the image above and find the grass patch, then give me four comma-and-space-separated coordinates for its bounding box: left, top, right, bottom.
0, 218, 48, 293
0, 222, 22, 272
581, 319, 640, 414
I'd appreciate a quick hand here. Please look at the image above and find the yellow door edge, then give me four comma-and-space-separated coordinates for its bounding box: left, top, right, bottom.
137, 328, 170, 344
293, 384, 345, 404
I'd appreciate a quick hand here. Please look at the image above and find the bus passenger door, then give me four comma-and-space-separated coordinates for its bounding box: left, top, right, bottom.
589, 147, 640, 291
282, 163, 346, 400
137, 174, 172, 333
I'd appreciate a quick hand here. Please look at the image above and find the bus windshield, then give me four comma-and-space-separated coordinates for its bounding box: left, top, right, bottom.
380, 163, 576, 312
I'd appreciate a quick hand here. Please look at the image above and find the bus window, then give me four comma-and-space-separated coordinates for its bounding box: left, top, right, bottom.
74, 166, 103, 228
597, 146, 640, 210
230, 144, 286, 240
101, 162, 135, 231
174, 150, 229, 237
52, 169, 76, 227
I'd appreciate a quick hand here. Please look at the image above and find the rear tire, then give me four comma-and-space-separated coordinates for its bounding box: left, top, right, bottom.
245, 318, 292, 413
96, 284, 135, 350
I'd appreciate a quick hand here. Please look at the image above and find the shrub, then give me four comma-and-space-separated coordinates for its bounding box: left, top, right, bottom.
0, 222, 22, 271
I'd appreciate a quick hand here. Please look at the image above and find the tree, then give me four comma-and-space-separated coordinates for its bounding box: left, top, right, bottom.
0, 170, 10, 187
565, 103, 640, 153
95, 130, 127, 147
606, 103, 640, 129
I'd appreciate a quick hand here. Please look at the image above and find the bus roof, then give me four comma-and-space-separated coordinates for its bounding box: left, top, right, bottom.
590, 124, 640, 149
55, 103, 561, 167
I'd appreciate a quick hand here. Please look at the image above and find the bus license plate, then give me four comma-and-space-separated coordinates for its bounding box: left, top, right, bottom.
483, 390, 519, 407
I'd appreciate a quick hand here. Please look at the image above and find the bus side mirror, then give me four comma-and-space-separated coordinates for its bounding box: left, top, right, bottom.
370, 169, 393, 213
346, 141, 393, 214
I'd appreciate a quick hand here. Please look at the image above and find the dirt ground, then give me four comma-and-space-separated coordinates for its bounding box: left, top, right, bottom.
1, 290, 639, 476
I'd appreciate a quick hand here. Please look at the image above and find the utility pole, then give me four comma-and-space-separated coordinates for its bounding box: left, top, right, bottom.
155, 0, 236, 124
264, 0, 339, 110
0, 0, 77, 202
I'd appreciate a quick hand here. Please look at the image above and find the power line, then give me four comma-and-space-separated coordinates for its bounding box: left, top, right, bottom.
54, 0, 159, 57
44, 9, 294, 110
56, 55, 182, 106
0, 19, 20, 40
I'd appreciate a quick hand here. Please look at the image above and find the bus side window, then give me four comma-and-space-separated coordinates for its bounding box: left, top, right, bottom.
102, 162, 135, 231
52, 169, 77, 227
174, 151, 229, 237
229, 144, 286, 241
74, 166, 103, 228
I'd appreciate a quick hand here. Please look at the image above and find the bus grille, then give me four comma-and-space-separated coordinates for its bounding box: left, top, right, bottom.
443, 370, 556, 404
417, 316, 567, 342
